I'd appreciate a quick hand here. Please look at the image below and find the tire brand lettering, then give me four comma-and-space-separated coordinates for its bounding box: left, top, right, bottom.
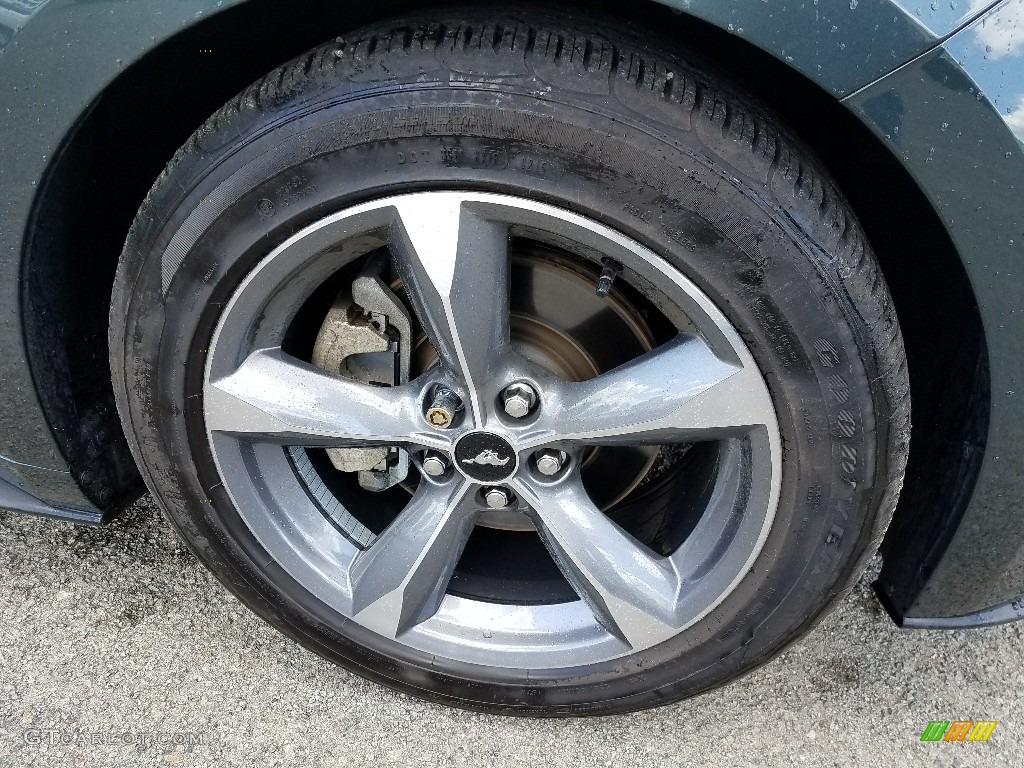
827, 374, 850, 403
836, 409, 857, 438
839, 444, 857, 476
813, 338, 840, 368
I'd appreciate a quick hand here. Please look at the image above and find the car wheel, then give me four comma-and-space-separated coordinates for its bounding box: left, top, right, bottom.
110, 9, 910, 715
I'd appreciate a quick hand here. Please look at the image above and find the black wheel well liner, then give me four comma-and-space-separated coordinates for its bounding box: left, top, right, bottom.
20, 0, 988, 615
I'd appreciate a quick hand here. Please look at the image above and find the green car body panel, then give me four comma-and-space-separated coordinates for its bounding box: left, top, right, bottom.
0, 0, 1021, 626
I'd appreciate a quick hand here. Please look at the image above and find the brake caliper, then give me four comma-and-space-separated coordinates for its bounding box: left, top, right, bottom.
312, 267, 411, 491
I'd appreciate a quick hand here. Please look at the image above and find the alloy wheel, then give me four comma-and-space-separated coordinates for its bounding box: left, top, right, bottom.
202, 191, 782, 668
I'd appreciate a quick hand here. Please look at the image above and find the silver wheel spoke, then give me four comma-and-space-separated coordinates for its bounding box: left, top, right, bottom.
520, 334, 773, 448
348, 480, 478, 637
389, 194, 511, 422
205, 347, 447, 450
512, 476, 681, 649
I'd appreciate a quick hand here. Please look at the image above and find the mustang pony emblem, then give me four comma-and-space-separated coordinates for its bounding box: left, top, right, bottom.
461, 450, 511, 466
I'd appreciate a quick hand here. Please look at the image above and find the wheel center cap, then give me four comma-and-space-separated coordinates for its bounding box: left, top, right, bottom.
454, 432, 518, 482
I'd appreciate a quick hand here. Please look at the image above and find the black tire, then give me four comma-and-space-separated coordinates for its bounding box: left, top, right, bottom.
110, 8, 910, 715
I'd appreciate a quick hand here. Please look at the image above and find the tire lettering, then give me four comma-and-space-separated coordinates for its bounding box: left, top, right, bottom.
622, 202, 652, 222
836, 409, 857, 438
515, 154, 565, 179
813, 338, 840, 368
840, 444, 857, 476
749, 298, 801, 370
805, 485, 823, 516
396, 150, 432, 164
827, 374, 850, 404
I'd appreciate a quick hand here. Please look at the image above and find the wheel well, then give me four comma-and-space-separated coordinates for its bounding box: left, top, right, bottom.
22, 0, 988, 613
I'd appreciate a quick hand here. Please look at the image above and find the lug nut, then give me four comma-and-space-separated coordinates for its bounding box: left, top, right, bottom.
502, 382, 537, 419
483, 487, 513, 509
425, 387, 461, 428
421, 453, 449, 477
535, 449, 565, 477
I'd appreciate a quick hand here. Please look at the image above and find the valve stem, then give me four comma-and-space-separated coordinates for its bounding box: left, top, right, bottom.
595, 257, 623, 298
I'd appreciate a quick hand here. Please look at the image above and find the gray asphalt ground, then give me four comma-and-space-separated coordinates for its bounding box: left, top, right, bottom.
1, 496, 1021, 768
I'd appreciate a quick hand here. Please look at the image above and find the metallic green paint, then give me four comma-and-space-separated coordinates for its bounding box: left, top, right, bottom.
845, 0, 1024, 621
0, 0, 246, 484
653, 0, 996, 96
